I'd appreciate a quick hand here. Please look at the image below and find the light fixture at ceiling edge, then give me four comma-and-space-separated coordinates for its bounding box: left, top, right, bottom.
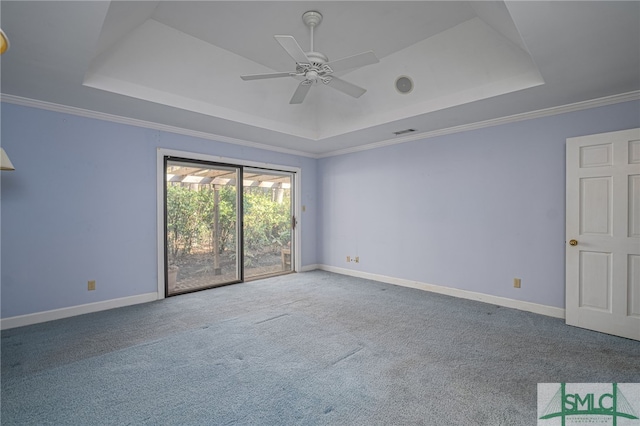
1, 148, 15, 171
0, 29, 9, 55
1, 29, 16, 171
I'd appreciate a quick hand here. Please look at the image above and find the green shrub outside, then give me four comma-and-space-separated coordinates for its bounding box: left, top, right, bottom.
167, 184, 290, 260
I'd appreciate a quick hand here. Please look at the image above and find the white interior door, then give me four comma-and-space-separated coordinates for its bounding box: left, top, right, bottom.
566, 128, 640, 340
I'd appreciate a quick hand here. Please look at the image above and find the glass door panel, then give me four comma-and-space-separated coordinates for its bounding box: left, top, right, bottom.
165, 159, 240, 295
243, 169, 294, 280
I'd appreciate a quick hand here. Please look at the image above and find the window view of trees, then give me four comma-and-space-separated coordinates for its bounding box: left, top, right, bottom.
166, 176, 292, 293
166, 184, 238, 260
243, 187, 291, 263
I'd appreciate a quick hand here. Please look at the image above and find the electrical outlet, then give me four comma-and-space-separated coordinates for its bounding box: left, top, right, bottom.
346, 256, 351, 262
355, 257, 359, 263
513, 278, 521, 288
88, 280, 96, 291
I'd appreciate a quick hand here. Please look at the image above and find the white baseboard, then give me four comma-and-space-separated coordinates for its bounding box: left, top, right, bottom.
1, 292, 159, 330
299, 264, 320, 272
1, 267, 565, 329
317, 265, 565, 319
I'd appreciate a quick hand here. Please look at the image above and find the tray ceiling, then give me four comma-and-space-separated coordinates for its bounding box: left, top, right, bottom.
1, 1, 639, 156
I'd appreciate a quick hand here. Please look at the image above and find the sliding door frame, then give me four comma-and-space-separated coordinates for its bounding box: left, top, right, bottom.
164, 157, 244, 293
156, 148, 302, 299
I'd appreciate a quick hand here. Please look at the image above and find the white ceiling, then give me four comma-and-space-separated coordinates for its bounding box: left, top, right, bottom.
1, 1, 639, 157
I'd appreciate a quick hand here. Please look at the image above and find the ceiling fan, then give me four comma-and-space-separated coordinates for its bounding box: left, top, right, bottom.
240, 11, 379, 104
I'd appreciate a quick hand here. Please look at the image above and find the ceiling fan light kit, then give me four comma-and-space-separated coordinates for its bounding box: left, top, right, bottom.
240, 10, 379, 104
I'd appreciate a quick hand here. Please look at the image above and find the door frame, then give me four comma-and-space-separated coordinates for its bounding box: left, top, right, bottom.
156, 148, 302, 299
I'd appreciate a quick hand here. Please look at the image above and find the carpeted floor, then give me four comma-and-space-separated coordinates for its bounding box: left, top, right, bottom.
2, 271, 639, 425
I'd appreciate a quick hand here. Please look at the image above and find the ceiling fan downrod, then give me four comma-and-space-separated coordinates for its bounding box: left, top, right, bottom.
302, 11, 322, 54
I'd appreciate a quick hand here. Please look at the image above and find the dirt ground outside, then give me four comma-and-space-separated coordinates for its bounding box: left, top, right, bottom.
170, 249, 288, 293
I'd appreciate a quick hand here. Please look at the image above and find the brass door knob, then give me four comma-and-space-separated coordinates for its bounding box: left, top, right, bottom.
569, 239, 578, 246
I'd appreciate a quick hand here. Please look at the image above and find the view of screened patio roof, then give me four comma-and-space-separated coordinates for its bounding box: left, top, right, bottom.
166, 165, 292, 188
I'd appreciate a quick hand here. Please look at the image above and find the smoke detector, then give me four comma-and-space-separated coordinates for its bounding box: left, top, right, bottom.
395, 76, 414, 94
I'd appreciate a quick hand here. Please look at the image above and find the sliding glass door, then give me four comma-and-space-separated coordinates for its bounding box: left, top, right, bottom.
243, 169, 294, 280
164, 158, 295, 295
165, 159, 241, 295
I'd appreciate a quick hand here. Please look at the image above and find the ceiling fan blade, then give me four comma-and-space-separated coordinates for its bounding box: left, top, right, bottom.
326, 51, 379, 73
290, 82, 312, 104
241, 72, 294, 81
275, 35, 310, 64
326, 77, 367, 98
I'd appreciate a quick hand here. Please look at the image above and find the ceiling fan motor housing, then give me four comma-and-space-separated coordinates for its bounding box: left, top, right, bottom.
305, 51, 328, 64
297, 51, 333, 85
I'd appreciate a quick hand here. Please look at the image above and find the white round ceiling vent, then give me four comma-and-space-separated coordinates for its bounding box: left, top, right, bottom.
395, 76, 413, 94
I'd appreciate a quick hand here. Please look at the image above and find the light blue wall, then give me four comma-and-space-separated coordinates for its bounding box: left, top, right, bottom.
2, 100, 639, 319
1, 103, 317, 318
318, 100, 640, 309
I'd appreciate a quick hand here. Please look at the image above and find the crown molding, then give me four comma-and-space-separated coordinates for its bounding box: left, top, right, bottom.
2, 91, 638, 160
317, 91, 640, 158
0, 94, 319, 159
